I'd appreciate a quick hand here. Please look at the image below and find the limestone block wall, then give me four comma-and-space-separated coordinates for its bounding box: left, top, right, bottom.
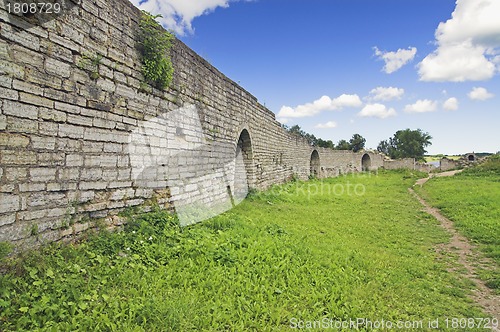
0, 0, 381, 247
383, 158, 416, 170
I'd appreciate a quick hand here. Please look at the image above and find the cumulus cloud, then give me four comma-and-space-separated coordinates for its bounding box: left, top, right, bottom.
443, 97, 459, 111
130, 0, 235, 35
373, 47, 417, 74
358, 104, 397, 119
404, 99, 438, 113
418, 0, 500, 82
468, 87, 494, 101
277, 94, 362, 119
368, 87, 405, 101
315, 121, 338, 129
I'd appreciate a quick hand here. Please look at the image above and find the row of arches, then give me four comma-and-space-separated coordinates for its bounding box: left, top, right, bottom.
235, 129, 373, 194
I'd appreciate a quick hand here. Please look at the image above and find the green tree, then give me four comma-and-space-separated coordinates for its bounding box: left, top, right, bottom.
336, 139, 351, 150
349, 133, 366, 152
379, 129, 432, 160
377, 140, 390, 155
317, 138, 335, 149
288, 125, 306, 137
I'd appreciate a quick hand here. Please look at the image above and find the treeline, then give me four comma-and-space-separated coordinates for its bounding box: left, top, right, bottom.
283, 125, 366, 152
283, 125, 434, 161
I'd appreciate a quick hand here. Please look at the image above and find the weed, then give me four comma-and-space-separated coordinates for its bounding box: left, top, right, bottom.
77, 52, 103, 80
416, 159, 500, 291
138, 11, 174, 90
0, 172, 490, 330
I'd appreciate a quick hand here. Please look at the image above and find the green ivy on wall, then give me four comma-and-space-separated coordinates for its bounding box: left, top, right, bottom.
138, 11, 174, 90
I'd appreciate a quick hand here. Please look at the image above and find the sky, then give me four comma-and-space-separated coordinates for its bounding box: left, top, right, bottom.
130, 0, 500, 155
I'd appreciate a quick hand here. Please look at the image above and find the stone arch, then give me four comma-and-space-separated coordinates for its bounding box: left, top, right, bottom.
361, 153, 371, 171
467, 154, 475, 162
310, 150, 320, 177
234, 129, 255, 192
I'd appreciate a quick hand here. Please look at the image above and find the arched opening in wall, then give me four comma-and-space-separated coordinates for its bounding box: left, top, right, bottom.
362, 153, 371, 171
310, 150, 320, 178
232, 129, 254, 202
468, 154, 475, 161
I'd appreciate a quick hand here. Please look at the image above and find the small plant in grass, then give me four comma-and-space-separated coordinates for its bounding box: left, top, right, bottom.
138, 11, 174, 90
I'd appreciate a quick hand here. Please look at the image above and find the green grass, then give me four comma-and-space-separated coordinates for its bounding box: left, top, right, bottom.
416, 156, 500, 290
0, 171, 489, 331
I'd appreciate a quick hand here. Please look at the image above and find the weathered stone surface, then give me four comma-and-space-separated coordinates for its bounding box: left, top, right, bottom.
3, 100, 38, 119
0, 133, 30, 147
0, 194, 20, 214
0, 0, 388, 246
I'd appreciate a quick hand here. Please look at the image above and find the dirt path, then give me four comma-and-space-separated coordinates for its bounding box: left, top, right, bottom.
410, 171, 500, 328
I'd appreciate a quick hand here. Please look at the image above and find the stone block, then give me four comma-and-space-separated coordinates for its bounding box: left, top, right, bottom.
28, 192, 66, 207
54, 101, 82, 114
0, 213, 15, 227
58, 123, 85, 139
0, 86, 18, 100
46, 182, 77, 192
0, 150, 37, 165
80, 168, 103, 181
0, 133, 30, 148
39, 122, 58, 136
12, 79, 44, 96
0, 59, 24, 79
58, 168, 80, 182
7, 117, 38, 134
4, 168, 27, 181
84, 155, 118, 168
31, 136, 57, 150
19, 183, 46, 192
39, 108, 67, 122
19, 92, 53, 108
0, 24, 40, 51
67, 114, 93, 127
30, 168, 57, 182
2, 100, 38, 119
66, 154, 84, 167
79, 181, 107, 190
0, 75, 12, 88
0, 115, 6, 130
0, 222, 28, 242
11, 45, 44, 67
48, 32, 80, 52
45, 57, 71, 78
37, 153, 65, 166
0, 193, 20, 213
17, 209, 47, 221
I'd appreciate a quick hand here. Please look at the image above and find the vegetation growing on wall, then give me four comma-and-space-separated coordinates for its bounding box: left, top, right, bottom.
138, 11, 174, 90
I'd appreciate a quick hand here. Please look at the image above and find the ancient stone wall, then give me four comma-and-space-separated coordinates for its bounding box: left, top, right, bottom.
0, 0, 380, 247
383, 158, 415, 170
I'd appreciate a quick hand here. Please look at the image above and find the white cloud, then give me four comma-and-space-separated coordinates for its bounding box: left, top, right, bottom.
404, 99, 438, 113
468, 87, 494, 101
130, 0, 235, 35
418, 0, 500, 82
443, 97, 459, 111
368, 87, 405, 101
374, 47, 417, 74
315, 121, 338, 129
358, 104, 397, 119
277, 94, 362, 119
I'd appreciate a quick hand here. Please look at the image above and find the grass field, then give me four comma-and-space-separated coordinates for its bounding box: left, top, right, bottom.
416, 156, 500, 290
0, 171, 491, 331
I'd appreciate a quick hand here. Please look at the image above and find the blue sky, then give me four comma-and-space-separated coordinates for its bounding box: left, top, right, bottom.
131, 0, 500, 155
